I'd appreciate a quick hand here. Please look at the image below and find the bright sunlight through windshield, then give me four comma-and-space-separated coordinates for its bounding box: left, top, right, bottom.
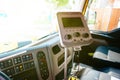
0, 0, 82, 53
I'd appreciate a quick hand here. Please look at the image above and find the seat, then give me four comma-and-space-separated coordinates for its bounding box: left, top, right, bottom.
79, 68, 110, 80
93, 46, 120, 68
70, 68, 120, 80
80, 68, 120, 80
101, 67, 120, 79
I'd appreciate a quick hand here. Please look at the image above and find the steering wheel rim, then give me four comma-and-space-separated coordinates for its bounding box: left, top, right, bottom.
0, 71, 10, 80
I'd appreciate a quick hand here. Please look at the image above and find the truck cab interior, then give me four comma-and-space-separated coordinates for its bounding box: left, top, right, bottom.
0, 0, 120, 80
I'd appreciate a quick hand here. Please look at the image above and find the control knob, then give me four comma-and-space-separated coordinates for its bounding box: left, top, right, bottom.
82, 33, 89, 38
73, 32, 80, 37
64, 34, 72, 40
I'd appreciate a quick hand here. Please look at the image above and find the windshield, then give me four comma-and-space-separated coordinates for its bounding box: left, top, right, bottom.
0, 0, 83, 53
0, 0, 120, 53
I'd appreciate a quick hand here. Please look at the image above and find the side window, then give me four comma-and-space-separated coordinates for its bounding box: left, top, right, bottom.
85, 0, 120, 31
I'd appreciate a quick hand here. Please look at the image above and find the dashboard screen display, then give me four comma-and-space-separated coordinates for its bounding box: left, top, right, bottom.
62, 17, 84, 28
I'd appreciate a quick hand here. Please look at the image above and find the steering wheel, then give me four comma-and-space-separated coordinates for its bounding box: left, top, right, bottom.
0, 71, 10, 80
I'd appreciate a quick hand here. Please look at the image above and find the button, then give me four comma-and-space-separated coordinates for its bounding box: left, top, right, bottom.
13, 57, 22, 64
28, 54, 33, 60
3, 67, 15, 76
37, 51, 49, 80
24, 61, 35, 70
0, 62, 4, 69
15, 64, 24, 73
52, 45, 61, 54
64, 34, 72, 40
0, 59, 13, 69
22, 54, 33, 62
22, 55, 26, 62
8, 59, 13, 66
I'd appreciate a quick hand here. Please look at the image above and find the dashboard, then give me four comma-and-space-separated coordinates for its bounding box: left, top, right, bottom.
0, 33, 72, 80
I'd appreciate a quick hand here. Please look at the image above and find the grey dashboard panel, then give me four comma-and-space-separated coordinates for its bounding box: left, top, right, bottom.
0, 43, 52, 80
0, 33, 72, 80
